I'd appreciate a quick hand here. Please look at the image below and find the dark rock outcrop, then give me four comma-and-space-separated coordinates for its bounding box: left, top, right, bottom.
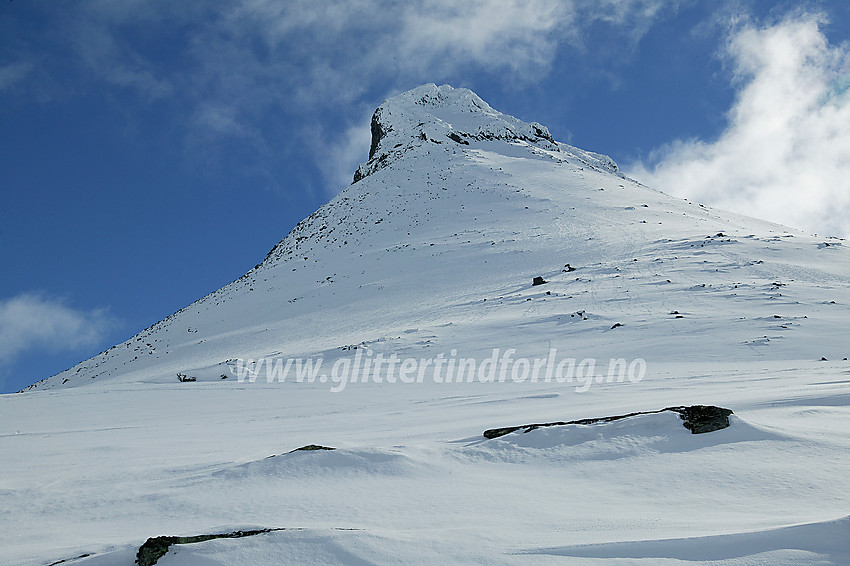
483, 405, 733, 439
291, 444, 335, 452
531, 123, 555, 143
368, 109, 390, 159
137, 529, 284, 566
47, 553, 92, 566
678, 405, 733, 434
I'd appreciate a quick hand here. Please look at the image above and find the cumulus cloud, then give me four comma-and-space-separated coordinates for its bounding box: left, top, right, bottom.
629, 13, 850, 237
0, 293, 116, 364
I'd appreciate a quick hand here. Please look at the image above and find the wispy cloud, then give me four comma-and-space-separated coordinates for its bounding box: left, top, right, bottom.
0, 293, 117, 364
64, 3, 174, 99
0, 61, 33, 92
314, 119, 373, 194
393, 0, 570, 77
628, 12, 850, 237
4, 0, 679, 194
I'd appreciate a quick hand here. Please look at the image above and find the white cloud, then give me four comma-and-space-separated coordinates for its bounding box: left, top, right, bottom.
395, 0, 570, 77
228, 0, 677, 93
223, 0, 679, 192
7, 0, 679, 193
628, 13, 850, 237
0, 293, 116, 364
192, 102, 252, 138
315, 119, 373, 193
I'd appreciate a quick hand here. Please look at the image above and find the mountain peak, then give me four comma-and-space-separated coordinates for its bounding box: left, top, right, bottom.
354, 83, 570, 182
24, 79, 850, 395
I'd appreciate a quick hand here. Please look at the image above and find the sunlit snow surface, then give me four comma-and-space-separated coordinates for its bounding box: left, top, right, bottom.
3, 85, 849, 565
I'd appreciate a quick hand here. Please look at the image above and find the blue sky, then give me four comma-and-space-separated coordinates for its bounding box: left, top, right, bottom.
2, 0, 849, 393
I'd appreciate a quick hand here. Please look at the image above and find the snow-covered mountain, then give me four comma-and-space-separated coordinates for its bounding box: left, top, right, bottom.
25, 83, 849, 391
4, 84, 850, 565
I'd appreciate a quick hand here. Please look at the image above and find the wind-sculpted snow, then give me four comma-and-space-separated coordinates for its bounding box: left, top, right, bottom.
462, 412, 787, 464
5, 364, 850, 564
526, 515, 850, 563
215, 448, 419, 479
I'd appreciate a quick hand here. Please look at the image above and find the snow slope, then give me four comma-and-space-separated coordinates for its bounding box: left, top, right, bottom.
2, 84, 849, 565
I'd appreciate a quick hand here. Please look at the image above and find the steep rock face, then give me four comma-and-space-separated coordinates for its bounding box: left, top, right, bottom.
354, 83, 616, 183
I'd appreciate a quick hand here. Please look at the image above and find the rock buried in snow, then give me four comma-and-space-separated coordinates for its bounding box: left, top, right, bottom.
137, 529, 284, 566
265, 445, 336, 458
447, 132, 469, 145
532, 276, 547, 286
679, 405, 733, 434
483, 405, 733, 439
291, 444, 336, 452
